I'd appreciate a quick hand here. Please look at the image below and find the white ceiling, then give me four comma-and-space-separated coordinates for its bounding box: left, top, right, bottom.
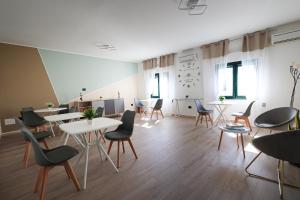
1, 0, 300, 62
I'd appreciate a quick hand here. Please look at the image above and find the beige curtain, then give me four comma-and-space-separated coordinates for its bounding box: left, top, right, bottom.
160, 53, 175, 68
143, 58, 157, 70
201, 39, 229, 59
242, 29, 271, 52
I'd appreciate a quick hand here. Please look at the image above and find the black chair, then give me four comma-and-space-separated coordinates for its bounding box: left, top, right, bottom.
95, 107, 104, 118
150, 99, 164, 120
20, 110, 48, 132
254, 107, 297, 132
134, 98, 145, 116
58, 104, 69, 114
195, 99, 213, 128
20, 127, 80, 200
105, 110, 137, 168
232, 101, 255, 131
246, 130, 300, 199
16, 118, 51, 168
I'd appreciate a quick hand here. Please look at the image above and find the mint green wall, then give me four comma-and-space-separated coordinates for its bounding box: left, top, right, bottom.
38, 49, 138, 103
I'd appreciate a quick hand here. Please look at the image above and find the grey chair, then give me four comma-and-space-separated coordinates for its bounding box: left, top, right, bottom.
16, 118, 51, 168
150, 99, 164, 120
105, 110, 137, 168
247, 130, 300, 199
195, 99, 213, 128
134, 98, 145, 116
20, 110, 48, 132
245, 107, 298, 198
232, 101, 255, 131
58, 104, 69, 114
95, 107, 104, 118
20, 127, 80, 200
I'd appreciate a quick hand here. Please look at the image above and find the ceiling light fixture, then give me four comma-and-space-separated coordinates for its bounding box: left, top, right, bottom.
178, 0, 208, 15
96, 43, 117, 51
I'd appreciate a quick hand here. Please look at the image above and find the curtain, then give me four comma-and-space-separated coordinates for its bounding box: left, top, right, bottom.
143, 66, 175, 115
201, 39, 229, 59
143, 58, 158, 70
241, 49, 270, 102
242, 29, 271, 52
160, 53, 175, 68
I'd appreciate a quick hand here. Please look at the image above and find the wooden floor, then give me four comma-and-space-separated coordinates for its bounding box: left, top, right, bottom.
1, 116, 300, 200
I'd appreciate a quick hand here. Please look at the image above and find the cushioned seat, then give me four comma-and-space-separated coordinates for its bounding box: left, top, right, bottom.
105, 131, 131, 141
44, 146, 79, 165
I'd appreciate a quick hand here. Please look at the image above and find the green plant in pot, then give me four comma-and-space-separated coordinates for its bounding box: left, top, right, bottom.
46, 102, 54, 108
83, 108, 96, 124
218, 96, 225, 103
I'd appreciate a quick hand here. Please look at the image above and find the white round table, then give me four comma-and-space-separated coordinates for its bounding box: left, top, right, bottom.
218, 125, 250, 158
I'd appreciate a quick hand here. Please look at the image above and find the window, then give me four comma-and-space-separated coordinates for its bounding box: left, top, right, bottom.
151, 73, 160, 98
218, 61, 257, 99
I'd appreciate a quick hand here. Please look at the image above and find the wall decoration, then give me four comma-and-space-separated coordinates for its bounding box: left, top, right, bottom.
177, 50, 201, 88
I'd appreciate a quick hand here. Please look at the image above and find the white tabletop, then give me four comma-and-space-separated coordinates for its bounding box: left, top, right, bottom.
208, 101, 233, 105
44, 112, 83, 122
34, 107, 67, 113
219, 125, 250, 134
60, 117, 122, 135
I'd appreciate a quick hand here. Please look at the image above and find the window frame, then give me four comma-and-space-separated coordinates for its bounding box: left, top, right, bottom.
151, 73, 160, 98
224, 61, 246, 100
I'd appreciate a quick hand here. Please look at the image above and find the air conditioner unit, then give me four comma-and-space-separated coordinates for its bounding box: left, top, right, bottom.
271, 29, 300, 44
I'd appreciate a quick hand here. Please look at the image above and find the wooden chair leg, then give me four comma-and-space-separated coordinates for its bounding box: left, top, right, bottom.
156, 110, 158, 120
34, 167, 44, 193
246, 117, 252, 132
41, 140, 49, 149
208, 114, 213, 126
63, 163, 71, 180
98, 130, 106, 143
205, 114, 208, 128
236, 134, 239, 149
150, 110, 154, 120
64, 161, 81, 191
40, 167, 50, 200
24, 142, 31, 168
160, 110, 164, 118
218, 130, 224, 150
200, 115, 203, 124
195, 114, 200, 127
117, 140, 120, 168
107, 141, 113, 155
127, 138, 138, 159
122, 141, 125, 153
240, 133, 245, 159
234, 117, 238, 123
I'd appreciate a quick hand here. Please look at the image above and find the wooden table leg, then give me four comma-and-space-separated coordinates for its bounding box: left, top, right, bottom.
240, 133, 245, 159
218, 130, 224, 150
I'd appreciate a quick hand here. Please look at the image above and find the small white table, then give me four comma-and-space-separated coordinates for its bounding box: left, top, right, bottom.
172, 98, 203, 117
34, 107, 67, 113
218, 125, 250, 158
44, 112, 83, 137
208, 101, 233, 125
59, 117, 122, 189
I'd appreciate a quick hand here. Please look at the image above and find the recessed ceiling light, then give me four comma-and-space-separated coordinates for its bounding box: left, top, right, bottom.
96, 43, 117, 50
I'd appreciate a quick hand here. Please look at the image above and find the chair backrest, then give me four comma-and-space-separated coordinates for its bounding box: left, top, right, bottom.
22, 107, 34, 112
154, 99, 163, 110
117, 110, 136, 136
58, 104, 69, 114
20, 127, 52, 166
194, 99, 207, 112
20, 110, 45, 127
254, 107, 298, 128
243, 101, 255, 117
15, 118, 29, 141
95, 107, 104, 118
134, 98, 144, 107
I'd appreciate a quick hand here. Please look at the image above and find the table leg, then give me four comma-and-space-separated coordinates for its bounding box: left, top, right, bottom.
49, 122, 55, 137
240, 133, 245, 159
83, 144, 89, 190
94, 132, 118, 172
63, 133, 70, 145
218, 130, 223, 150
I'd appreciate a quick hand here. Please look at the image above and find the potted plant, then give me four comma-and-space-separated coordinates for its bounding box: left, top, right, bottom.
218, 96, 225, 103
46, 102, 54, 108
83, 108, 96, 125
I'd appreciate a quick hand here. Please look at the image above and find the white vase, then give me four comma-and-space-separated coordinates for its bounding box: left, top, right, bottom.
87, 119, 93, 125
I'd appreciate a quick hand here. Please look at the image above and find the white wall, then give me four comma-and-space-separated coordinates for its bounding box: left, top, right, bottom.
137, 21, 300, 122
